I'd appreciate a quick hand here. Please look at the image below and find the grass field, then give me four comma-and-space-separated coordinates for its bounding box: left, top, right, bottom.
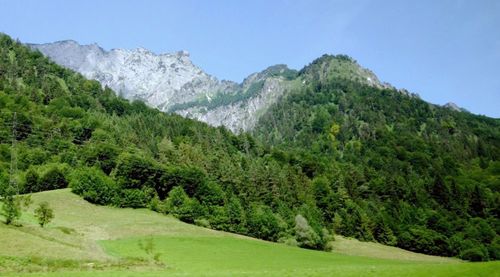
0, 189, 498, 276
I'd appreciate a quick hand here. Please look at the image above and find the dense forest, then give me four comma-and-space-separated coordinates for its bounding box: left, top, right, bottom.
0, 34, 330, 251
0, 34, 498, 261
254, 55, 500, 261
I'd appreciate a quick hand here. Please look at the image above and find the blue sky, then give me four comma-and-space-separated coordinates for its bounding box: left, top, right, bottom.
1, 0, 499, 117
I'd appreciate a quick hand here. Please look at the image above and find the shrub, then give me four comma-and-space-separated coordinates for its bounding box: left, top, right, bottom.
208, 206, 230, 231
34, 201, 54, 227
166, 186, 203, 223
112, 153, 162, 190
1, 189, 21, 225
70, 167, 118, 205
195, 181, 225, 206
23, 168, 40, 193
488, 237, 500, 260
82, 143, 119, 175
159, 166, 206, 199
226, 196, 245, 232
294, 214, 322, 249
39, 166, 68, 191
118, 189, 152, 208
194, 218, 211, 228
398, 227, 449, 255
246, 204, 283, 242
460, 246, 489, 262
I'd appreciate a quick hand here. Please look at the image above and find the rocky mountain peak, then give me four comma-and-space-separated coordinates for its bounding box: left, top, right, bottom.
443, 102, 468, 113
299, 54, 389, 89
29, 40, 235, 113
30, 41, 457, 133
29, 40, 290, 132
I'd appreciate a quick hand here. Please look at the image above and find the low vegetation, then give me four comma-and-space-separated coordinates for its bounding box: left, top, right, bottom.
34, 201, 54, 227
1, 189, 498, 276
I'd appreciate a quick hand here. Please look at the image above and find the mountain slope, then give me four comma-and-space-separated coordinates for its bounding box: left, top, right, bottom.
30, 41, 288, 132
2, 34, 499, 262
29, 40, 238, 111
253, 54, 500, 260
8, 189, 497, 277
29, 42, 390, 132
0, 33, 324, 252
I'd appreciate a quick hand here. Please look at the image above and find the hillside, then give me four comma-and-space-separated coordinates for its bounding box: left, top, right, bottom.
0, 33, 324, 251
253, 54, 500, 260
4, 189, 499, 276
1, 33, 499, 264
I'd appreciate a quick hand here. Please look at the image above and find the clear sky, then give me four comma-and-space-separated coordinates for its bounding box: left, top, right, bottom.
1, 0, 499, 117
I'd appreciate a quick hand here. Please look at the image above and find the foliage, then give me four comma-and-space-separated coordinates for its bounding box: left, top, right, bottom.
1, 188, 21, 225
0, 33, 498, 260
165, 186, 202, 223
294, 214, 322, 249
69, 167, 118, 205
253, 55, 500, 259
246, 204, 283, 242
34, 201, 54, 227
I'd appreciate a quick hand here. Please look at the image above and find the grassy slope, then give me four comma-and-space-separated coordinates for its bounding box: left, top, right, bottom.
1, 189, 498, 276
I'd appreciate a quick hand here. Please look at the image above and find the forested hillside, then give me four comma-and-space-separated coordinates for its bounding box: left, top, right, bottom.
1, 34, 499, 262
254, 54, 500, 261
0, 34, 329, 250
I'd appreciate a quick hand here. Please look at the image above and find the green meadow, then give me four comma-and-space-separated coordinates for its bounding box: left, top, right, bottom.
1, 189, 498, 276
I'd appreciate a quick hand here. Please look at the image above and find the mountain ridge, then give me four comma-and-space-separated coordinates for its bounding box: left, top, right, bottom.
29, 40, 404, 132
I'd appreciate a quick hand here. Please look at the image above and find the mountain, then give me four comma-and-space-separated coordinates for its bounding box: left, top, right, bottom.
29, 40, 238, 111
2, 34, 499, 262
0, 33, 332, 252
443, 102, 468, 113
29, 42, 390, 132
29, 40, 285, 132
253, 54, 500, 260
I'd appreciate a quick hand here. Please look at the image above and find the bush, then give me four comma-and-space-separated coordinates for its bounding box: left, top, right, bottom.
159, 166, 206, 199
398, 227, 449, 255
39, 166, 68, 191
488, 237, 500, 260
194, 218, 211, 228
166, 186, 203, 223
195, 181, 225, 206
34, 201, 54, 227
118, 189, 152, 208
279, 236, 298, 247
23, 168, 40, 193
1, 189, 21, 225
246, 204, 283, 242
70, 167, 118, 205
294, 214, 322, 249
0, 172, 8, 196
460, 246, 489, 262
208, 206, 230, 231
82, 143, 119, 175
112, 153, 163, 190
222, 196, 246, 233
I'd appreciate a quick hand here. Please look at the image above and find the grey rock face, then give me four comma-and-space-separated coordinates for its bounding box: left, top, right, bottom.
177, 77, 289, 132
30, 41, 405, 133
30, 40, 238, 113
30, 40, 292, 133
443, 102, 468, 113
